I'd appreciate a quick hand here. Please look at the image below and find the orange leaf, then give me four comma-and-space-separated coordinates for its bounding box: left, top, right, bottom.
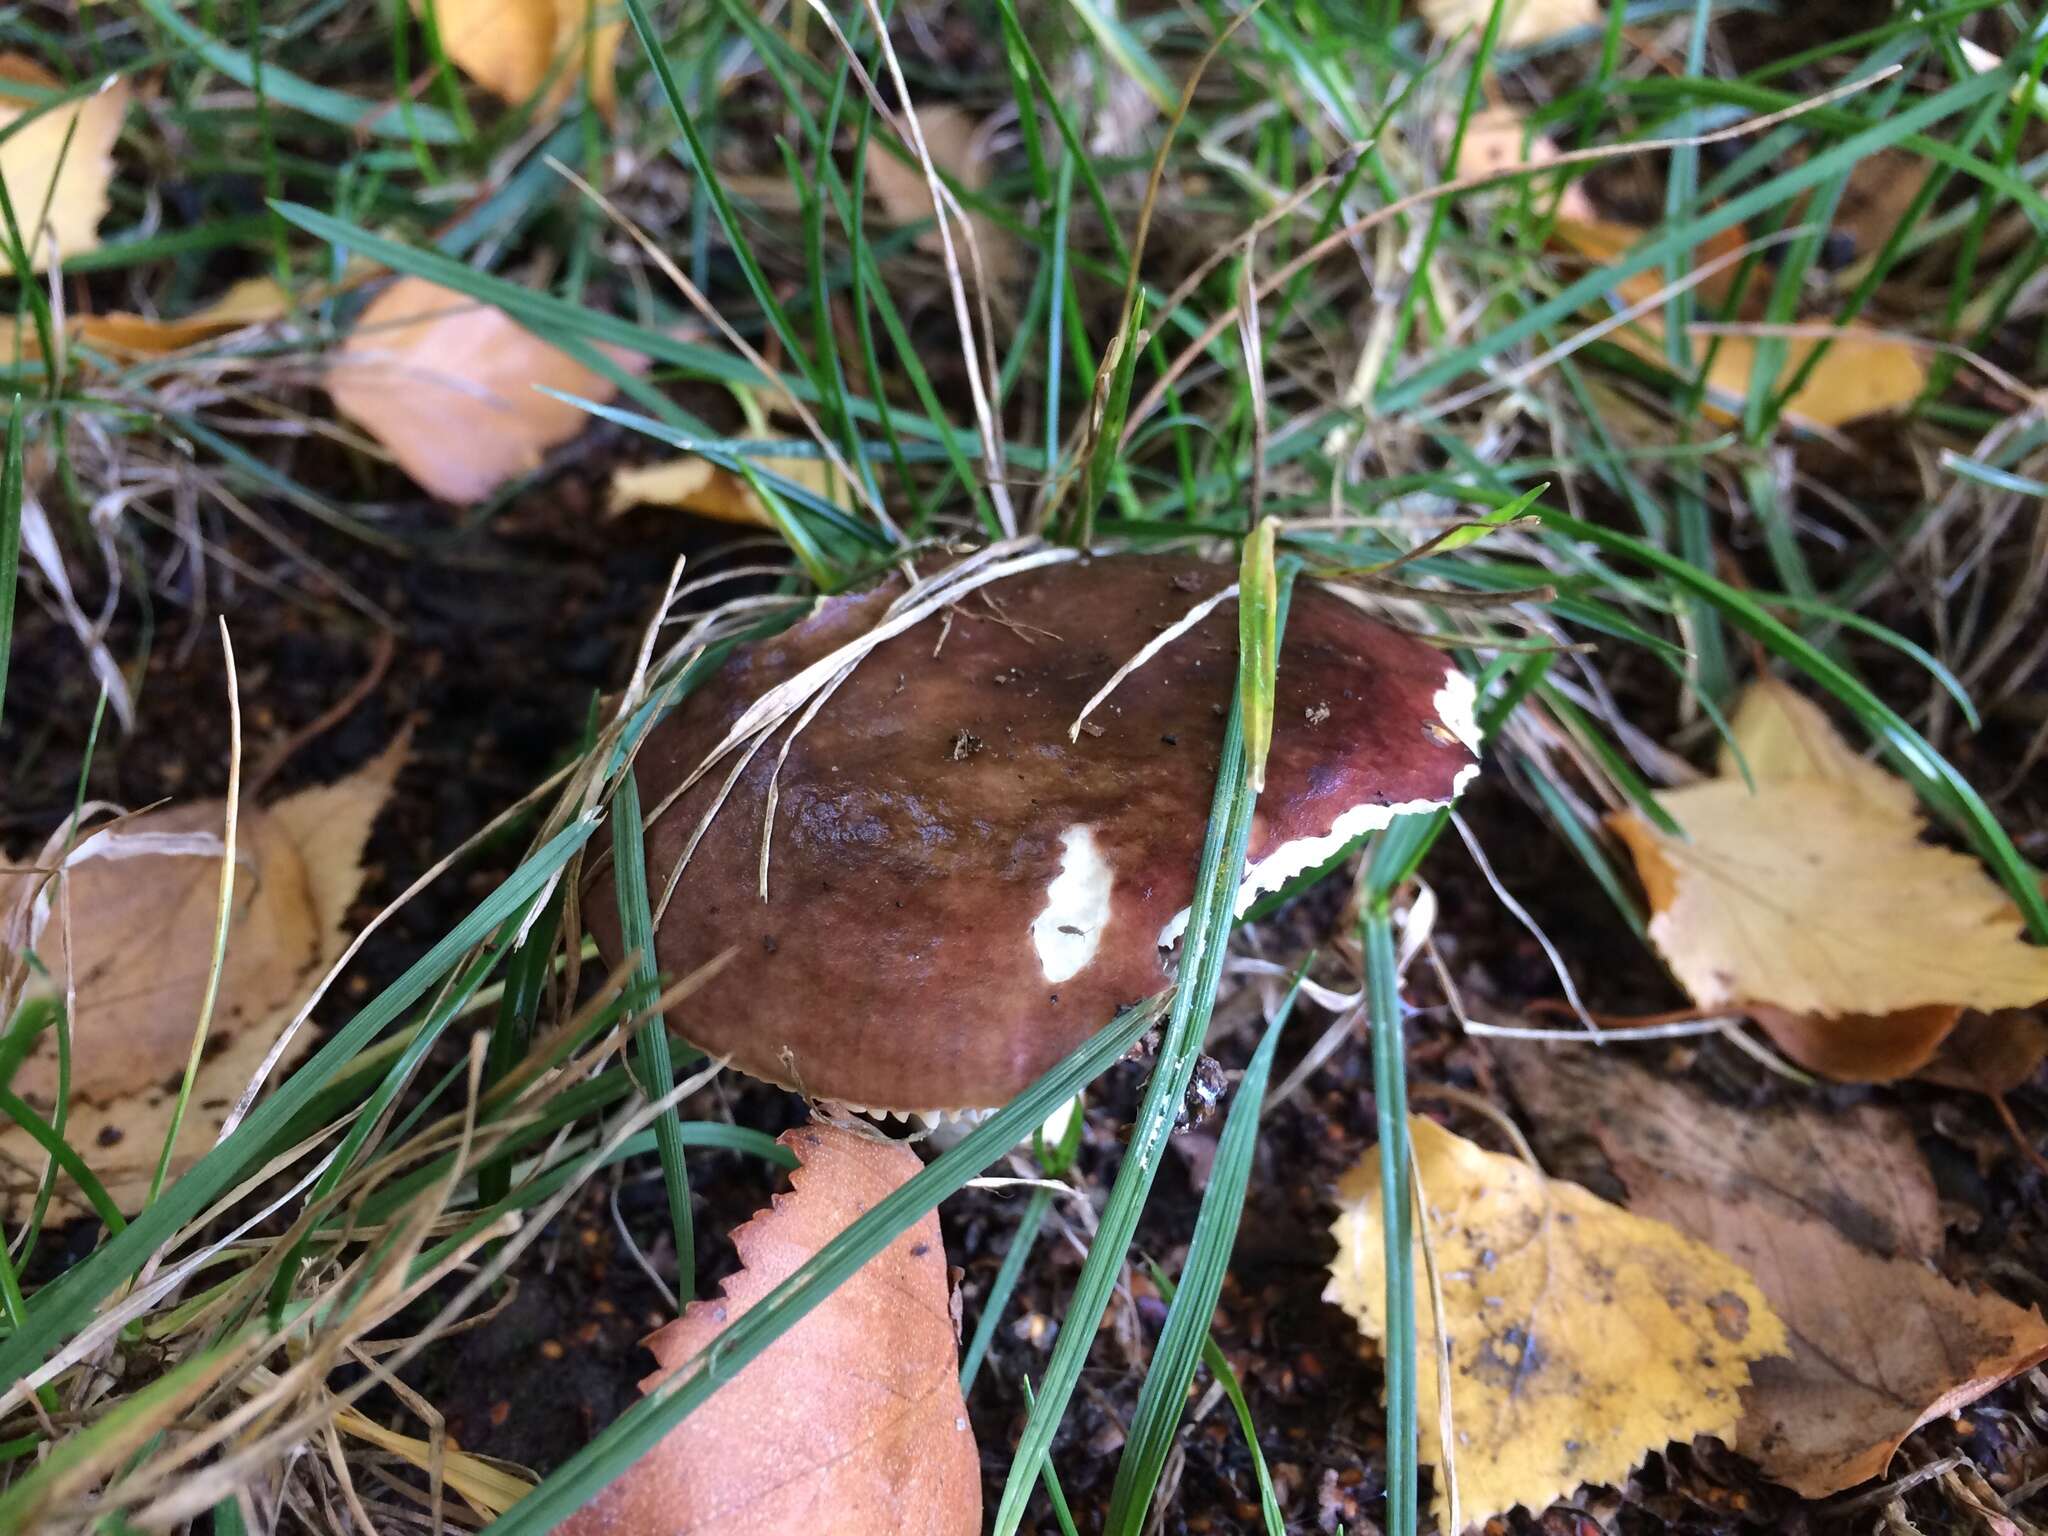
558, 1124, 980, 1536
328, 276, 633, 505
415, 0, 622, 121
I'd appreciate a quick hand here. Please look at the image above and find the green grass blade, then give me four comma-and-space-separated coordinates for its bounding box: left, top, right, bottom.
610, 768, 695, 1299
1238, 519, 1279, 792
134, 0, 461, 143
1103, 963, 1304, 1535
958, 1185, 1053, 1394
991, 572, 1296, 1535
1362, 902, 1415, 1536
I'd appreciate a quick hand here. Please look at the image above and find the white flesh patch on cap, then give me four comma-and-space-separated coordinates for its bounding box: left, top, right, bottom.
1156, 761, 1481, 950
1031, 824, 1114, 983
1434, 665, 1484, 755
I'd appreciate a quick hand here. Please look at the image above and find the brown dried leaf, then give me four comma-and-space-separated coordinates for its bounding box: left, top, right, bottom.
329, 276, 631, 505
559, 1124, 980, 1536
1326, 1116, 1786, 1529
1610, 679, 2048, 1080
1507, 1047, 2048, 1496
414, 0, 622, 120
1917, 1010, 2048, 1096
0, 735, 405, 1214
1418, 0, 1599, 47
0, 57, 127, 276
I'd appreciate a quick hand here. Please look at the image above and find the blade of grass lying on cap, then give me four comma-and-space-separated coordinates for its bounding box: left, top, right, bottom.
1103, 960, 1305, 1536
1534, 504, 2048, 939
610, 768, 694, 1299
0, 403, 20, 730
134, 0, 461, 143
991, 574, 1296, 1535
0, 818, 597, 1400
1238, 521, 1280, 793
479, 990, 1165, 1533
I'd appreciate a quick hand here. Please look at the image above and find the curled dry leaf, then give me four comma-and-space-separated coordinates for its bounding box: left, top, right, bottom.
413, 0, 622, 120
559, 1123, 980, 1536
0, 735, 405, 1215
1419, 0, 1599, 48
606, 439, 849, 528
329, 276, 633, 505
1550, 218, 1926, 428
1326, 1116, 1786, 1530
1506, 1047, 2048, 1497
0, 56, 127, 276
1609, 677, 2048, 1080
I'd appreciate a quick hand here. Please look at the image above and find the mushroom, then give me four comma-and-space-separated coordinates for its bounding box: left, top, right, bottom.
588, 553, 1478, 1116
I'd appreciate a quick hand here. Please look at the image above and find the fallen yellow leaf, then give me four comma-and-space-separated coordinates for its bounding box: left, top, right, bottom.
607, 440, 848, 527
0, 56, 127, 276
1510, 1047, 2048, 1497
558, 1124, 980, 1536
417, 0, 623, 120
1418, 0, 1599, 48
1326, 1116, 1786, 1530
1551, 216, 1925, 428
0, 735, 406, 1215
1715, 674, 1916, 817
329, 276, 631, 505
0, 258, 380, 363
1609, 679, 2048, 1079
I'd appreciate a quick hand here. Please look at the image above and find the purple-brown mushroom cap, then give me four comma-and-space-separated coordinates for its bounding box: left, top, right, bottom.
587, 553, 1479, 1113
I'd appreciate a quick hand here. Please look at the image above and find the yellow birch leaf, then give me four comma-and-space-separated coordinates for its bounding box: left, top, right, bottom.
1716, 674, 1916, 817
1611, 779, 2048, 1022
417, 0, 622, 121
1326, 1117, 1787, 1530
328, 276, 631, 505
0, 735, 406, 1215
1608, 679, 2048, 1079
0, 57, 127, 276
606, 441, 848, 527
1418, 0, 1599, 48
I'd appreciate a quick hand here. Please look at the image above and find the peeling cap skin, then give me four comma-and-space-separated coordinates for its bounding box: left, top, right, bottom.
589, 553, 1479, 1113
